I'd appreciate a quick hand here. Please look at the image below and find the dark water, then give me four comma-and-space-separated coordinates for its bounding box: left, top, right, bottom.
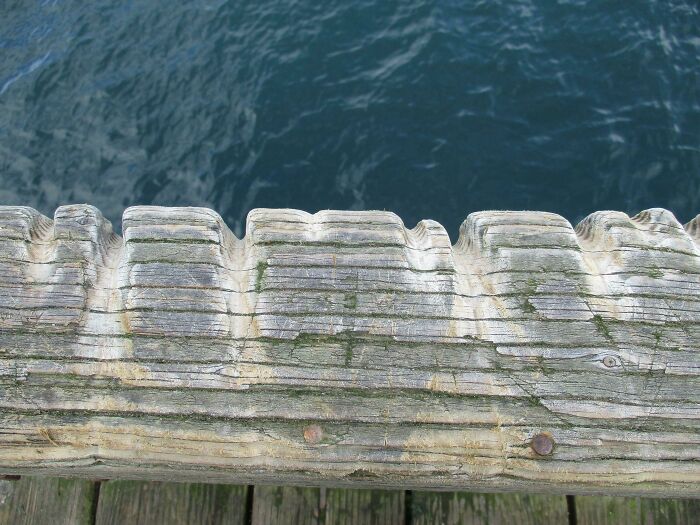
1, 0, 699, 238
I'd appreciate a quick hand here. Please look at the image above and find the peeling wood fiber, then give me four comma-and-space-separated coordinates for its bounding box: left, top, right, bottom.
1, 204, 700, 496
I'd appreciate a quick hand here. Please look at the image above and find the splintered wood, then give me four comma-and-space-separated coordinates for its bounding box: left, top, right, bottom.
0, 204, 699, 496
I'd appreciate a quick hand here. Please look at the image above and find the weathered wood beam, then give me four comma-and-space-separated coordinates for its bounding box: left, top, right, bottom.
0, 204, 699, 497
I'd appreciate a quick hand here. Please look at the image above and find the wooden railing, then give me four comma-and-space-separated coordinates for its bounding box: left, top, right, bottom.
1, 205, 699, 497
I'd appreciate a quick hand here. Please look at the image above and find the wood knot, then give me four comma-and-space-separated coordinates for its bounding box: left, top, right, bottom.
303, 424, 323, 444
602, 355, 619, 368
531, 432, 555, 456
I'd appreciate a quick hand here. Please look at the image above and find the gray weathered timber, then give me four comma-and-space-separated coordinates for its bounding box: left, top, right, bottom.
1, 204, 700, 496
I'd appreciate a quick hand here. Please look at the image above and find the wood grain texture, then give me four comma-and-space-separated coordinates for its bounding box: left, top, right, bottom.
0, 477, 97, 525
410, 491, 568, 525
1, 204, 700, 496
94, 480, 248, 525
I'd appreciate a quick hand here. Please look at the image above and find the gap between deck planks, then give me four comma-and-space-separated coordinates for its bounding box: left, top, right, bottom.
1, 478, 698, 524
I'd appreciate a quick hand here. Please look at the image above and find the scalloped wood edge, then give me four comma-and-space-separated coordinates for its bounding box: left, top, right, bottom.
1, 204, 700, 496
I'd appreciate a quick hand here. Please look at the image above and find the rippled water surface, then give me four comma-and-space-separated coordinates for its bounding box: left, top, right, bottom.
1, 0, 699, 237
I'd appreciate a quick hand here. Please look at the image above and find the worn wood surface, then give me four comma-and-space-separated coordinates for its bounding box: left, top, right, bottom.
1, 204, 700, 496
0, 477, 97, 525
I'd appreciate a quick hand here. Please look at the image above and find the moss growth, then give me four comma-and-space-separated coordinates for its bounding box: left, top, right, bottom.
255, 260, 268, 293
291, 332, 332, 348
256, 240, 403, 248
343, 293, 358, 309
526, 395, 542, 407
648, 267, 663, 279
521, 298, 536, 314
534, 355, 554, 377
346, 468, 378, 479
126, 238, 218, 245
592, 314, 613, 341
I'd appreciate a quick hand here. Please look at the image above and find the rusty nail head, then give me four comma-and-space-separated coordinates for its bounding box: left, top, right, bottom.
531, 433, 555, 456
303, 424, 323, 444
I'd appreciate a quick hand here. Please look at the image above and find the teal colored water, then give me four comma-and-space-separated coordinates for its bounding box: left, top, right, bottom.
1, 1, 699, 238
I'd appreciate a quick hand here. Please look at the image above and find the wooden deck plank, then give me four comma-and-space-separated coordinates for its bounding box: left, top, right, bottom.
0, 477, 97, 525
252, 485, 321, 525
252, 486, 404, 525
575, 495, 700, 525
410, 491, 569, 525
325, 488, 405, 525
94, 480, 248, 525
